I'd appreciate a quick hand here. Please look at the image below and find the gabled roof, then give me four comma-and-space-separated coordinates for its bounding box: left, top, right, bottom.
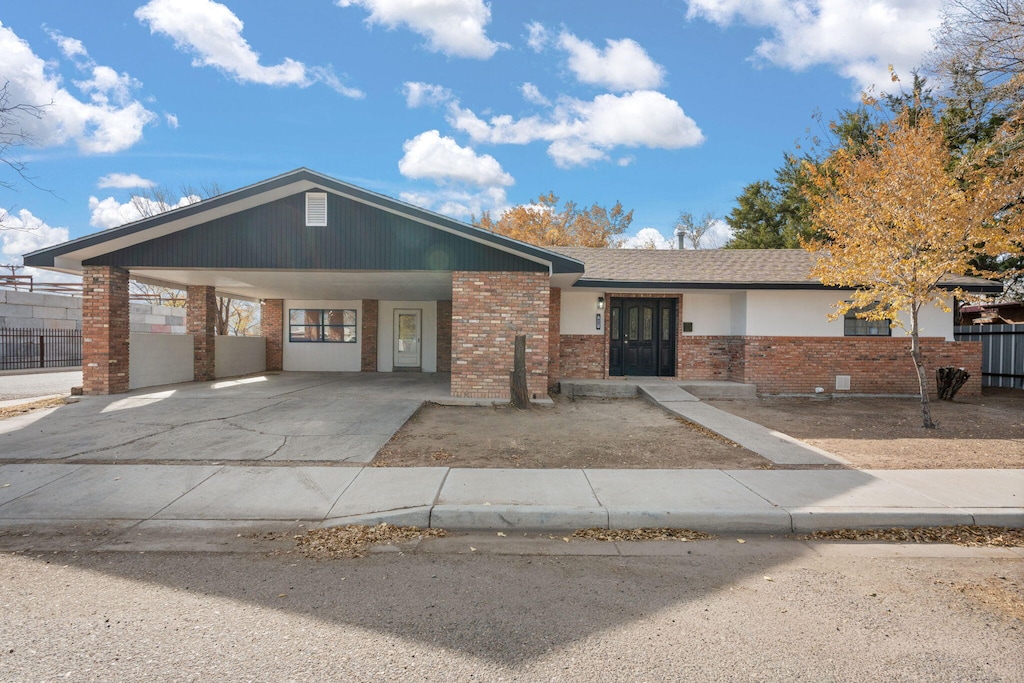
551, 247, 1003, 293
24, 168, 585, 276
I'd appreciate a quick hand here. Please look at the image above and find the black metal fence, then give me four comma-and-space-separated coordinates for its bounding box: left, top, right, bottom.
0, 328, 82, 370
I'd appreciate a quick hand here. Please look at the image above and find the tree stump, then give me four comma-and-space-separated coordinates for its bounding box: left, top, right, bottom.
509, 334, 530, 410
936, 366, 970, 400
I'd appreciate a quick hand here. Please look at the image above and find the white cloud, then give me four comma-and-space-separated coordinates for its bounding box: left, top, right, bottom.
685, 0, 941, 94
398, 130, 514, 187
451, 90, 704, 167
338, 0, 506, 59
1, 209, 71, 266
403, 82, 454, 108
164, 112, 179, 129
525, 21, 550, 52
97, 173, 156, 189
619, 227, 675, 250
557, 32, 665, 91
704, 218, 733, 248
136, 0, 363, 97
47, 30, 87, 62
400, 187, 507, 220
88, 193, 198, 229
0, 21, 156, 154
520, 82, 550, 106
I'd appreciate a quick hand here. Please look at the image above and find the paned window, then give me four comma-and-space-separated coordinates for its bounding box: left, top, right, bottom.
289, 309, 357, 342
843, 305, 891, 337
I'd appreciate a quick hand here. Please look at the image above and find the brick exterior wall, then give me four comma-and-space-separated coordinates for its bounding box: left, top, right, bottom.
262, 299, 283, 371
678, 336, 745, 381
451, 271, 549, 399
81, 266, 130, 395
739, 336, 983, 397
559, 334, 605, 379
548, 288, 561, 389
436, 300, 452, 373
361, 299, 378, 372
187, 285, 217, 382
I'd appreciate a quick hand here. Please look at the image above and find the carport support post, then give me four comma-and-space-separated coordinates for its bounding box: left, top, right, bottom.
262, 299, 283, 371
187, 285, 217, 382
81, 265, 130, 395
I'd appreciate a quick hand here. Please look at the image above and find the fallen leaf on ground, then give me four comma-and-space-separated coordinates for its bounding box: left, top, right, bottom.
572, 528, 715, 542
294, 523, 447, 559
805, 525, 1023, 547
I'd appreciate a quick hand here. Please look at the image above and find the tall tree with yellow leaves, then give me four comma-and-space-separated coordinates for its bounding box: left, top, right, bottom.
475, 192, 632, 247
804, 104, 1022, 428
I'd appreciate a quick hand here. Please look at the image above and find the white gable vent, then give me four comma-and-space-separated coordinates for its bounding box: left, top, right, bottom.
305, 192, 328, 227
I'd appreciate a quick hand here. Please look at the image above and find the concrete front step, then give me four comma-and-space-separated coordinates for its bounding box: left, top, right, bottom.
559, 379, 756, 400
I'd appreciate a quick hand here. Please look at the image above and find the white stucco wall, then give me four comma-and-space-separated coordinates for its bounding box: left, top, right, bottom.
745, 290, 845, 336
743, 290, 954, 340
215, 336, 266, 378
681, 293, 738, 336
282, 299, 362, 371
560, 291, 604, 335
129, 333, 193, 390
377, 301, 438, 372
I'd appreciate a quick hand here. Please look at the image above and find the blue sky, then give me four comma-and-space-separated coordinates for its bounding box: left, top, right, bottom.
1, 0, 946, 270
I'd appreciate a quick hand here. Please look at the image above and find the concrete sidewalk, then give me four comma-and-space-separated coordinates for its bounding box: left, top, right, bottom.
1, 463, 1020, 535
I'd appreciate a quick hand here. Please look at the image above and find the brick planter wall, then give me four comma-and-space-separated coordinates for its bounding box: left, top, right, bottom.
739, 336, 983, 397
361, 299, 378, 372
262, 299, 283, 371
187, 285, 217, 382
451, 271, 549, 399
82, 266, 130, 395
559, 334, 605, 379
436, 300, 452, 373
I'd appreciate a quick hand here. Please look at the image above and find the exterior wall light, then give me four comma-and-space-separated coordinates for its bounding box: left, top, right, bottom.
597, 296, 605, 310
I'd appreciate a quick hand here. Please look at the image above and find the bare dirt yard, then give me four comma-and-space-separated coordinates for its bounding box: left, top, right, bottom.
373, 395, 771, 469
709, 388, 1023, 469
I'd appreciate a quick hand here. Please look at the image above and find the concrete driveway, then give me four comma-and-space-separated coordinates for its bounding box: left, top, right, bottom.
0, 372, 450, 464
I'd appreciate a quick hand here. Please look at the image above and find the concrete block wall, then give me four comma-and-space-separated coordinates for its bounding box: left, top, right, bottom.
215, 336, 266, 379
0, 289, 186, 333
129, 333, 193, 390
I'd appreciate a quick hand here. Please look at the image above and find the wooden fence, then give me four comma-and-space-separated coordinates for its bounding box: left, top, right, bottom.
0, 328, 82, 370
954, 324, 1024, 389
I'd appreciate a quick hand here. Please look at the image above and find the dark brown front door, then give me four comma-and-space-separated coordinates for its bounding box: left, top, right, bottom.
608, 298, 676, 376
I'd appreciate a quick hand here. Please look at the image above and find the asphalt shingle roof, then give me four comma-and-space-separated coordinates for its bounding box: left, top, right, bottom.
548, 247, 999, 291
550, 247, 819, 284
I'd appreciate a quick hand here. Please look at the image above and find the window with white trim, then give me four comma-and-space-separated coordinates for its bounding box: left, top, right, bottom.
305, 192, 327, 226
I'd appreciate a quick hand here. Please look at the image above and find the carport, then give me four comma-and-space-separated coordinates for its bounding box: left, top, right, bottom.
24, 169, 583, 399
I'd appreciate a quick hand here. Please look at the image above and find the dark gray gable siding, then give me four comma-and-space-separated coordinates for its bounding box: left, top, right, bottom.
83, 191, 548, 272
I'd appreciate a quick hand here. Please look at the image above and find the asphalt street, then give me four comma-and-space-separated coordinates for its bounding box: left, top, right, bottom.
0, 370, 81, 401
1, 536, 1021, 682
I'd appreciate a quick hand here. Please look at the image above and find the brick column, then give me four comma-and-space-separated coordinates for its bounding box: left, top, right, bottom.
451, 271, 549, 399
262, 299, 283, 371
361, 299, 378, 372
548, 288, 561, 389
187, 285, 217, 382
436, 300, 452, 373
81, 266, 130, 395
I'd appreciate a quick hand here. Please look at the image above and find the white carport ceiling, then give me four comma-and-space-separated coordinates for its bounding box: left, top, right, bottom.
130, 269, 454, 302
